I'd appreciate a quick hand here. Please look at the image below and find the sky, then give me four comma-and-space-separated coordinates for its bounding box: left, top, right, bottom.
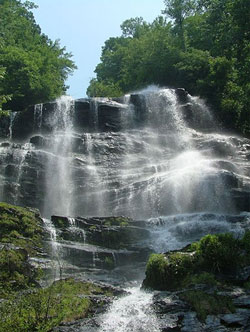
29, 0, 165, 98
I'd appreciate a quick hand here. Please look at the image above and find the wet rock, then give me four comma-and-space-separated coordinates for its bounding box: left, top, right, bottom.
0, 111, 10, 138
231, 189, 250, 212
220, 308, 250, 327
233, 295, 250, 308
11, 107, 35, 140
130, 94, 147, 124
74, 99, 91, 131
98, 103, 122, 132
175, 88, 188, 104
30, 135, 45, 147
51, 215, 71, 228
0, 141, 10, 147
181, 312, 204, 331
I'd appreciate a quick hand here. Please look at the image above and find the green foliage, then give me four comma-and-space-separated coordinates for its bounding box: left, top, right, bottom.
184, 272, 218, 287
0, 202, 43, 249
0, 279, 90, 332
0, 278, 116, 331
0, 0, 76, 111
144, 231, 250, 291
195, 233, 242, 273
0, 202, 43, 296
0, 67, 11, 111
87, 78, 123, 97
180, 290, 235, 322
143, 252, 195, 290
88, 0, 250, 135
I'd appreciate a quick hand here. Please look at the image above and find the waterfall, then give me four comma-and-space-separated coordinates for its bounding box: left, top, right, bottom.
43, 96, 74, 217
1, 86, 250, 330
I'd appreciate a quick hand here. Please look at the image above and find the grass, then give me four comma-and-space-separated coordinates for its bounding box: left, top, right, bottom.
0, 278, 97, 332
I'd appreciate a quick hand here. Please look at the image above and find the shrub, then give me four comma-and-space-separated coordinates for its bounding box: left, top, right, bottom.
143, 252, 195, 290
196, 233, 242, 273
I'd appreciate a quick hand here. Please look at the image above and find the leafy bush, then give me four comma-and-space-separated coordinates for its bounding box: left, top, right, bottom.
195, 233, 242, 273
143, 252, 195, 290
143, 231, 250, 291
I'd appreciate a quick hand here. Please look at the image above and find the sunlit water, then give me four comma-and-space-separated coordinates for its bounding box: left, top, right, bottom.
97, 287, 160, 332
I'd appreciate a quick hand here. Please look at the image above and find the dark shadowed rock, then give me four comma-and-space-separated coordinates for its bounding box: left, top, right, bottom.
98, 103, 122, 132
175, 88, 188, 104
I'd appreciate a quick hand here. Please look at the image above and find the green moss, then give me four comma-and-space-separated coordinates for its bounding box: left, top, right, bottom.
104, 256, 115, 269
103, 216, 130, 227
52, 217, 69, 229
143, 231, 250, 291
184, 272, 218, 287
0, 202, 44, 296
89, 225, 97, 231
0, 202, 43, 251
143, 252, 196, 290
179, 290, 235, 322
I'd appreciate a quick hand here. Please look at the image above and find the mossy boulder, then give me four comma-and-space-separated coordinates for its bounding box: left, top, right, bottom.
143, 231, 250, 291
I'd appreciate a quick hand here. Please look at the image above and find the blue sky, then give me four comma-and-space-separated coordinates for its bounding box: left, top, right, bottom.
30, 0, 165, 98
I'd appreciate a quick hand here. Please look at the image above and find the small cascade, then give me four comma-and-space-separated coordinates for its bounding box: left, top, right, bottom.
33, 103, 43, 131
13, 149, 28, 205
8, 111, 17, 139
90, 99, 99, 130
99, 287, 160, 332
147, 212, 245, 253
43, 218, 61, 281
92, 251, 99, 268
83, 133, 105, 216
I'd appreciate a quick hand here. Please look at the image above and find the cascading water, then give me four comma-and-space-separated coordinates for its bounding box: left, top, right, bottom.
43, 96, 74, 217
1, 87, 250, 330
97, 287, 160, 332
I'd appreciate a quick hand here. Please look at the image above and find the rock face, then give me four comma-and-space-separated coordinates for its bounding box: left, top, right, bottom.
152, 287, 250, 332
0, 88, 249, 220
1, 87, 250, 331
43, 215, 151, 283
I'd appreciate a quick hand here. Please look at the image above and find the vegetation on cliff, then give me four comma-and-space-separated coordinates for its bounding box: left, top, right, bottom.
0, 0, 76, 111
0, 202, 44, 296
143, 231, 250, 322
0, 278, 118, 332
143, 232, 250, 291
87, 0, 250, 135
0, 202, 122, 331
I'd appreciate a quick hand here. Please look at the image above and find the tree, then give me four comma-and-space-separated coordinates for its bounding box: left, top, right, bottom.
163, 0, 196, 49
0, 0, 76, 110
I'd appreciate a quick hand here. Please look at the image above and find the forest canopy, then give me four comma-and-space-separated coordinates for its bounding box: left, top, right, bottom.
0, 0, 76, 111
87, 0, 250, 135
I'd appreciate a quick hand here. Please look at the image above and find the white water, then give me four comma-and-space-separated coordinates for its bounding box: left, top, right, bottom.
43, 96, 74, 217
43, 218, 61, 281
98, 287, 160, 332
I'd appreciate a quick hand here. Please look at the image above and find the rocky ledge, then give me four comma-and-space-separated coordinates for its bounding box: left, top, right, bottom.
143, 232, 250, 331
